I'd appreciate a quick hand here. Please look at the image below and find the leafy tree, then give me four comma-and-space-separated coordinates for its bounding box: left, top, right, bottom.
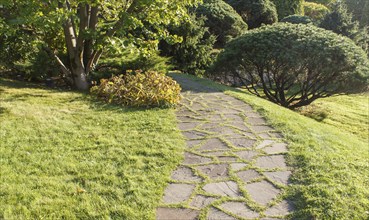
195, 0, 247, 47
304, 2, 330, 22
210, 23, 369, 109
225, 0, 278, 29
159, 15, 216, 75
281, 15, 313, 24
345, 0, 369, 27
305, 0, 337, 7
0, 0, 199, 90
320, 2, 368, 53
271, 0, 304, 19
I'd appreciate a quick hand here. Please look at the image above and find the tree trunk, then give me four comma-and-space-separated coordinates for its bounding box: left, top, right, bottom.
72, 66, 89, 91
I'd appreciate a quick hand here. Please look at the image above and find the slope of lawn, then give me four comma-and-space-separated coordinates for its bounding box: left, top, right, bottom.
0, 78, 184, 219
172, 73, 369, 219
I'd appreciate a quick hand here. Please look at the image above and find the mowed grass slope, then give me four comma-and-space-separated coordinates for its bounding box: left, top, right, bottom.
173, 74, 369, 219
0, 79, 184, 219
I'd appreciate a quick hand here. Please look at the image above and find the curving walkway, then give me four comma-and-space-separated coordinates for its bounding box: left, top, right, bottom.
156, 75, 293, 220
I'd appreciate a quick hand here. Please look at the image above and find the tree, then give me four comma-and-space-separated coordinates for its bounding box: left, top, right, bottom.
271, 0, 304, 19
210, 23, 369, 109
225, 0, 278, 29
159, 14, 216, 75
345, 0, 369, 28
195, 0, 248, 47
0, 0, 199, 90
303, 2, 330, 22
320, 2, 368, 53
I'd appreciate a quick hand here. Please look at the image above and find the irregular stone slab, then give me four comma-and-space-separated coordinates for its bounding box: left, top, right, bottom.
208, 114, 223, 121
264, 171, 292, 185
218, 108, 240, 114
228, 138, 256, 148
220, 202, 259, 219
182, 130, 207, 140
255, 155, 287, 169
226, 114, 244, 122
197, 164, 229, 180
203, 181, 240, 197
200, 122, 220, 129
265, 200, 293, 216
187, 140, 203, 148
270, 132, 284, 138
263, 143, 288, 154
245, 181, 281, 206
207, 207, 237, 220
178, 122, 200, 130
259, 133, 272, 139
251, 125, 274, 132
163, 183, 195, 204
156, 207, 200, 220
202, 151, 226, 156
230, 163, 247, 171
205, 127, 238, 135
178, 116, 201, 122
171, 166, 202, 182
237, 170, 261, 182
183, 152, 212, 165
218, 156, 237, 162
199, 138, 230, 151
190, 195, 216, 209
256, 140, 275, 149
247, 117, 267, 125
236, 150, 259, 161
226, 123, 250, 132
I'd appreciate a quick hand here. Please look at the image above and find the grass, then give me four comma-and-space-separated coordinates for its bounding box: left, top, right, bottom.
172, 73, 369, 220
0, 78, 184, 219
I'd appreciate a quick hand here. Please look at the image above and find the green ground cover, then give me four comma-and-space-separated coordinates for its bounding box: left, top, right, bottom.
0, 78, 184, 219
173, 73, 369, 219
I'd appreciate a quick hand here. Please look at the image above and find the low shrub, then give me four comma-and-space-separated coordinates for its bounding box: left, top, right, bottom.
281, 15, 313, 24
210, 23, 369, 109
271, 0, 304, 19
90, 71, 181, 108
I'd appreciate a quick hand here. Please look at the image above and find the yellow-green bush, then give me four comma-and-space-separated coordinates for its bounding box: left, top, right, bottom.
91, 71, 181, 108
304, 2, 330, 21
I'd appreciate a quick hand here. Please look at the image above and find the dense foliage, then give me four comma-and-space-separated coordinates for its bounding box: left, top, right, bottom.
305, 0, 337, 7
345, 0, 369, 27
320, 3, 369, 53
0, 0, 199, 90
159, 15, 216, 75
195, 0, 247, 47
281, 15, 313, 24
225, 0, 278, 29
91, 71, 181, 108
271, 0, 304, 19
304, 2, 330, 22
210, 23, 369, 109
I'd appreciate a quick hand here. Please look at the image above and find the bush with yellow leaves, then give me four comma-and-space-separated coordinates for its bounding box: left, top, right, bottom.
91, 71, 181, 108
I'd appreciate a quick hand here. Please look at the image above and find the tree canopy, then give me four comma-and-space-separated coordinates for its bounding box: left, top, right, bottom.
0, 0, 199, 90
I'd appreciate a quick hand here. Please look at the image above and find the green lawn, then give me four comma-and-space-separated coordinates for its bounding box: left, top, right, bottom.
1, 75, 368, 219
0, 78, 184, 219
172, 73, 369, 220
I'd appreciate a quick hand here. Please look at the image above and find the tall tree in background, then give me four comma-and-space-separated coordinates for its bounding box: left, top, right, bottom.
0, 0, 198, 90
345, 0, 369, 27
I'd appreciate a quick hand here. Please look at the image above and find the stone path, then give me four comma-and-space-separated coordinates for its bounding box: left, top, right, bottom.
156, 75, 293, 220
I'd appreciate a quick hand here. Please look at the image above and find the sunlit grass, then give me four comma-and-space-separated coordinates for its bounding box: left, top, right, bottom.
0, 78, 184, 219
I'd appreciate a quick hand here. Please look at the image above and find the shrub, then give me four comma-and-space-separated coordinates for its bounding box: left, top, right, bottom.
304, 2, 330, 22
209, 23, 369, 109
281, 15, 313, 24
305, 0, 337, 7
195, 0, 248, 47
345, 0, 369, 27
271, 0, 304, 19
159, 14, 216, 75
225, 0, 278, 29
90, 71, 181, 108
